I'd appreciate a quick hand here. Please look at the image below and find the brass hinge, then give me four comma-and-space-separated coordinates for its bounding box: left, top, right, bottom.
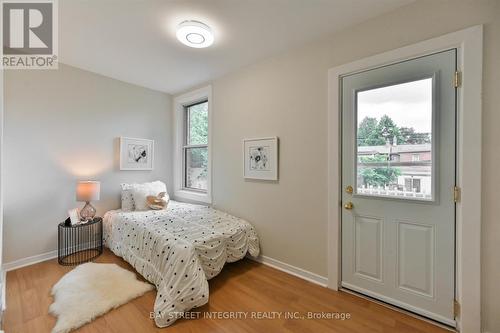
454, 186, 461, 203
454, 71, 462, 88
454, 299, 461, 318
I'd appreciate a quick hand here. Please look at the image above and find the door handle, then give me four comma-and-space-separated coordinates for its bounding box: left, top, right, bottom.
344, 202, 354, 210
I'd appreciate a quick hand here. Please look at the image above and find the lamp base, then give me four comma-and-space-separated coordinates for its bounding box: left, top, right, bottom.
80, 202, 96, 222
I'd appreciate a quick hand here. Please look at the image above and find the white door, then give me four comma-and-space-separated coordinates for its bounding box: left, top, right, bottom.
341, 50, 456, 326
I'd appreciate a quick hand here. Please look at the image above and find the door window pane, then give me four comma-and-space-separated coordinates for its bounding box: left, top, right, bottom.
356, 78, 433, 200
187, 101, 208, 145
185, 147, 208, 191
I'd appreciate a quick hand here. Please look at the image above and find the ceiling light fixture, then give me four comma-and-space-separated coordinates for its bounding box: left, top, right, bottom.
176, 20, 214, 48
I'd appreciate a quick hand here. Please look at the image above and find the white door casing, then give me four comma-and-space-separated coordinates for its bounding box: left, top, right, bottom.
327, 26, 483, 333
341, 50, 456, 326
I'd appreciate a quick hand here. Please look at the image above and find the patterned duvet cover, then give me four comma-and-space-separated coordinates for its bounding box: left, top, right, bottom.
103, 200, 260, 327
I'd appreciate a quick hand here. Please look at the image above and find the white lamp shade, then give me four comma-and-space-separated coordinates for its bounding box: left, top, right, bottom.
76, 181, 100, 202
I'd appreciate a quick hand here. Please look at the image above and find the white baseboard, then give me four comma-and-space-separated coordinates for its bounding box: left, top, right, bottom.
247, 254, 328, 287
2, 250, 329, 288
2, 250, 58, 272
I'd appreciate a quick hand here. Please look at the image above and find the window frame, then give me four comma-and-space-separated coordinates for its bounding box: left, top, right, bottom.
173, 85, 212, 204
183, 100, 209, 193
353, 76, 436, 202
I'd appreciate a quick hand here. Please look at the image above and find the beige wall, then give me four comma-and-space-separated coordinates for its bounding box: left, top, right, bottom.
3, 0, 499, 331
3, 64, 172, 263
177, 1, 499, 331
0, 67, 4, 284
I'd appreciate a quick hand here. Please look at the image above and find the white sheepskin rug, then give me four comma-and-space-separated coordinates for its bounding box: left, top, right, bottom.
49, 263, 153, 333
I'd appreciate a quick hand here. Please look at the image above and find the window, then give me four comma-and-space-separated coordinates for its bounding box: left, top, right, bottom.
184, 101, 208, 191
404, 177, 422, 193
404, 178, 412, 191
173, 86, 212, 203
356, 78, 433, 200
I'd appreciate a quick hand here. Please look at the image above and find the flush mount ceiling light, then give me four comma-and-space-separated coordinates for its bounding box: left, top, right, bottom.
176, 20, 214, 48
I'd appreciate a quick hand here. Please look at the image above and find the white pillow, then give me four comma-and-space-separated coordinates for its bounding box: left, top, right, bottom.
121, 181, 168, 211
130, 181, 168, 211
120, 183, 135, 211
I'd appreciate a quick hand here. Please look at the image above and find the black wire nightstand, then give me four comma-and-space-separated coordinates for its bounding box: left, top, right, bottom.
58, 217, 103, 266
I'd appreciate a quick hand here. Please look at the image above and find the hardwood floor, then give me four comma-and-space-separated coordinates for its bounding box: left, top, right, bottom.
4, 249, 450, 333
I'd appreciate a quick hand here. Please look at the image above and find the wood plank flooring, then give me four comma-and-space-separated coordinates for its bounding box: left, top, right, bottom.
3, 249, 450, 332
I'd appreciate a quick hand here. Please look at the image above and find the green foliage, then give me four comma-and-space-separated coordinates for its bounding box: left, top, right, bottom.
356, 115, 429, 187
376, 115, 402, 145
357, 115, 430, 146
359, 155, 401, 187
357, 117, 383, 146
188, 102, 208, 145
187, 102, 208, 182
399, 126, 431, 144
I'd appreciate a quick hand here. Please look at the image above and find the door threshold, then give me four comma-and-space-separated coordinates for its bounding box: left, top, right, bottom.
340, 287, 456, 332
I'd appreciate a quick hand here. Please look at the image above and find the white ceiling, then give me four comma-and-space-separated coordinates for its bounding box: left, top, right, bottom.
59, 0, 413, 95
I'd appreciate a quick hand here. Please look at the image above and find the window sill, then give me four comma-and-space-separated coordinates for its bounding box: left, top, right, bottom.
174, 189, 212, 205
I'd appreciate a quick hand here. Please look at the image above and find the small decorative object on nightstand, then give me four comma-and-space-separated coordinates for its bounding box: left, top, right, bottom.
76, 181, 100, 222
58, 217, 103, 266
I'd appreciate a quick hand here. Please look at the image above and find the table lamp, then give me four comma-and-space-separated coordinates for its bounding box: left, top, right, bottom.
76, 181, 100, 222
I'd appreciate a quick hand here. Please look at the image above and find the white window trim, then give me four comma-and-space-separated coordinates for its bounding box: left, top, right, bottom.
328, 26, 482, 332
173, 85, 212, 204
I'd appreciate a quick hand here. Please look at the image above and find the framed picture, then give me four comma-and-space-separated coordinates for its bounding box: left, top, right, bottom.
120, 137, 154, 170
243, 137, 278, 180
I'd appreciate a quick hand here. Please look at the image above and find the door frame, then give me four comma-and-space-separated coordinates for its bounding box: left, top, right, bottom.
327, 26, 483, 332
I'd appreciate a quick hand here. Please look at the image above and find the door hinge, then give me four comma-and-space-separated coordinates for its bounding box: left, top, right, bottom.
454, 299, 461, 318
454, 186, 461, 203
454, 71, 462, 88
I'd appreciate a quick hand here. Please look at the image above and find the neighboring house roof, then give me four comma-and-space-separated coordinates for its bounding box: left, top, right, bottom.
358, 144, 431, 155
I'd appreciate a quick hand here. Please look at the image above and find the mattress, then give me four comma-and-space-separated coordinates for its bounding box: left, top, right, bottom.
103, 200, 260, 327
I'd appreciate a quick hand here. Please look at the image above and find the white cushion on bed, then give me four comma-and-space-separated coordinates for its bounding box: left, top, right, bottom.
120, 183, 136, 211
131, 181, 168, 211
121, 181, 168, 211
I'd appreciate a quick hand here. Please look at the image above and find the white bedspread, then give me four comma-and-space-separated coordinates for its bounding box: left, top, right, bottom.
103, 200, 260, 327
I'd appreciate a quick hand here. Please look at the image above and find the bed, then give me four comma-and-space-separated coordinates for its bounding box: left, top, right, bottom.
103, 200, 260, 327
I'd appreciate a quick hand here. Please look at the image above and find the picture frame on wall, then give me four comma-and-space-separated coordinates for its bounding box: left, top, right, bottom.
119, 137, 154, 170
243, 137, 279, 181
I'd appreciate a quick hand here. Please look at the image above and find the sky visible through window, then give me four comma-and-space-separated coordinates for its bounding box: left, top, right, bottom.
357, 78, 432, 133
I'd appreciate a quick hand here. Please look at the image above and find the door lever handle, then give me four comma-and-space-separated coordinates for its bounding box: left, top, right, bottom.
344, 202, 354, 210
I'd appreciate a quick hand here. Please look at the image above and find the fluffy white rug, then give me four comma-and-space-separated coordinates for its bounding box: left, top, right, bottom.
49, 263, 153, 333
